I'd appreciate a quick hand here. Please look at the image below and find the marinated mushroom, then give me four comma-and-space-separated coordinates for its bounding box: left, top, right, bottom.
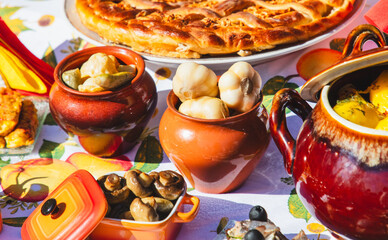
120, 210, 134, 220
106, 203, 129, 219
130, 197, 159, 222
150, 170, 184, 201
141, 196, 174, 215
125, 169, 154, 198
97, 173, 130, 205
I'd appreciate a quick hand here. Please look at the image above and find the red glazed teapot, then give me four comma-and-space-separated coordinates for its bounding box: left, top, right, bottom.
270, 24, 388, 240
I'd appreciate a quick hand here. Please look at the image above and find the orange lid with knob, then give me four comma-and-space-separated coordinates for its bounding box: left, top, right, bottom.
21, 169, 108, 240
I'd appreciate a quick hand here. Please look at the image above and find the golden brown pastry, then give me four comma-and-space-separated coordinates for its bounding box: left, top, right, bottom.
5, 99, 38, 148
0, 87, 22, 136
76, 0, 356, 58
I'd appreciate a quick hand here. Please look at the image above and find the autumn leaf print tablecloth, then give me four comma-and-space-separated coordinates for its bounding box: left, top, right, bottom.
0, 0, 382, 239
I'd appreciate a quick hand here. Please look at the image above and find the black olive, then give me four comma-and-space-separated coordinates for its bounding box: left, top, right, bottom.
243, 229, 264, 240
248, 205, 267, 221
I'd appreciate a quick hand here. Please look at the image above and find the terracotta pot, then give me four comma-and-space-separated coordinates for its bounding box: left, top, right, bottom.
49, 46, 157, 157
270, 24, 388, 240
159, 90, 270, 194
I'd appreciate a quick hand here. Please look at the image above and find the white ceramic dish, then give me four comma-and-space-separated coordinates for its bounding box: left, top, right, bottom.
63, 0, 364, 70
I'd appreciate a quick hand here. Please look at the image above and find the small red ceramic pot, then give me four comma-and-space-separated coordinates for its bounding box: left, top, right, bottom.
270, 24, 388, 240
159, 91, 270, 194
49, 46, 157, 157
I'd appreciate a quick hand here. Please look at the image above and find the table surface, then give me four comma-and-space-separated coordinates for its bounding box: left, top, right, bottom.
0, 0, 381, 239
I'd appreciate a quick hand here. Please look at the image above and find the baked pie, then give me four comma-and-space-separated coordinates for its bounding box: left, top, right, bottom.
76, 0, 356, 58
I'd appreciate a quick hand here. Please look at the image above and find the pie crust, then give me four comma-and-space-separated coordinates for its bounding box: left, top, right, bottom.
76, 0, 356, 58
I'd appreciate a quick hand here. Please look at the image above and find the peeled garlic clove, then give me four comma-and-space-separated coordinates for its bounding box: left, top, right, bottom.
172, 62, 218, 102
179, 96, 229, 119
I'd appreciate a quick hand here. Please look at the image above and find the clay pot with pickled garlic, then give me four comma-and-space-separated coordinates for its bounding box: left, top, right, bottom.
159, 90, 270, 194
270, 25, 388, 240
49, 46, 157, 157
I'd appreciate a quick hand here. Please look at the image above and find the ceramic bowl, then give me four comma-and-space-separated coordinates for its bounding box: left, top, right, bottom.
49, 46, 157, 157
270, 24, 388, 240
159, 90, 270, 194
90, 185, 199, 240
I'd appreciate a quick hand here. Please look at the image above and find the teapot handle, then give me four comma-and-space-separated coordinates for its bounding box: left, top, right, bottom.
342, 24, 387, 58
269, 88, 312, 175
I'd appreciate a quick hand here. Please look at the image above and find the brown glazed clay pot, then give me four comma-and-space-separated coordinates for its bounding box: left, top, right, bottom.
50, 46, 157, 157
270, 24, 388, 240
159, 90, 270, 194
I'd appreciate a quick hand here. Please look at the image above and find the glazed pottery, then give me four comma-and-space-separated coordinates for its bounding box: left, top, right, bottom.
159, 90, 270, 194
270, 24, 388, 240
0, 208, 2, 233
22, 170, 199, 240
89, 192, 199, 240
49, 46, 157, 157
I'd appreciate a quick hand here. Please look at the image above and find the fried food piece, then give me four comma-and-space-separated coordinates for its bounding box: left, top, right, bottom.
0, 137, 5, 148
5, 99, 38, 148
0, 88, 22, 136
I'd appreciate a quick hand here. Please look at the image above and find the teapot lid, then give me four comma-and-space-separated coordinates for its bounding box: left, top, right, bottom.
300, 24, 388, 102
21, 170, 108, 240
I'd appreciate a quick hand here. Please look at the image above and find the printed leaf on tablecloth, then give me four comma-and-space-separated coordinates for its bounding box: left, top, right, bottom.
263, 75, 300, 113
0, 195, 38, 215
0, 6, 30, 35
330, 38, 346, 52
0, 157, 11, 169
216, 217, 229, 234
60, 37, 84, 55
132, 135, 163, 172
42, 44, 57, 69
2, 217, 28, 227
280, 176, 294, 186
39, 139, 65, 159
44, 113, 58, 126
288, 188, 311, 222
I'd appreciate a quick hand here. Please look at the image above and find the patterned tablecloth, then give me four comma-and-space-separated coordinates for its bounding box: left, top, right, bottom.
0, 0, 382, 239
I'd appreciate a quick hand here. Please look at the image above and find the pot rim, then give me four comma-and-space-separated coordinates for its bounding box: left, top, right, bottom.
301, 47, 388, 102
53, 46, 145, 97
166, 90, 264, 122
321, 85, 388, 136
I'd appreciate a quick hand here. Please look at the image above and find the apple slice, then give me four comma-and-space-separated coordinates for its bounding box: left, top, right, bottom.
66, 152, 133, 178
0, 158, 77, 202
297, 48, 342, 81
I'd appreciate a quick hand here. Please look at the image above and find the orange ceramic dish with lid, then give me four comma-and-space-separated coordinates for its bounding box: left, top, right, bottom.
21, 170, 200, 240
21, 170, 108, 239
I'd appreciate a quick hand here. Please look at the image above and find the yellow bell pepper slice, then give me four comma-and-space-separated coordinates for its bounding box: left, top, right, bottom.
0, 46, 47, 94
